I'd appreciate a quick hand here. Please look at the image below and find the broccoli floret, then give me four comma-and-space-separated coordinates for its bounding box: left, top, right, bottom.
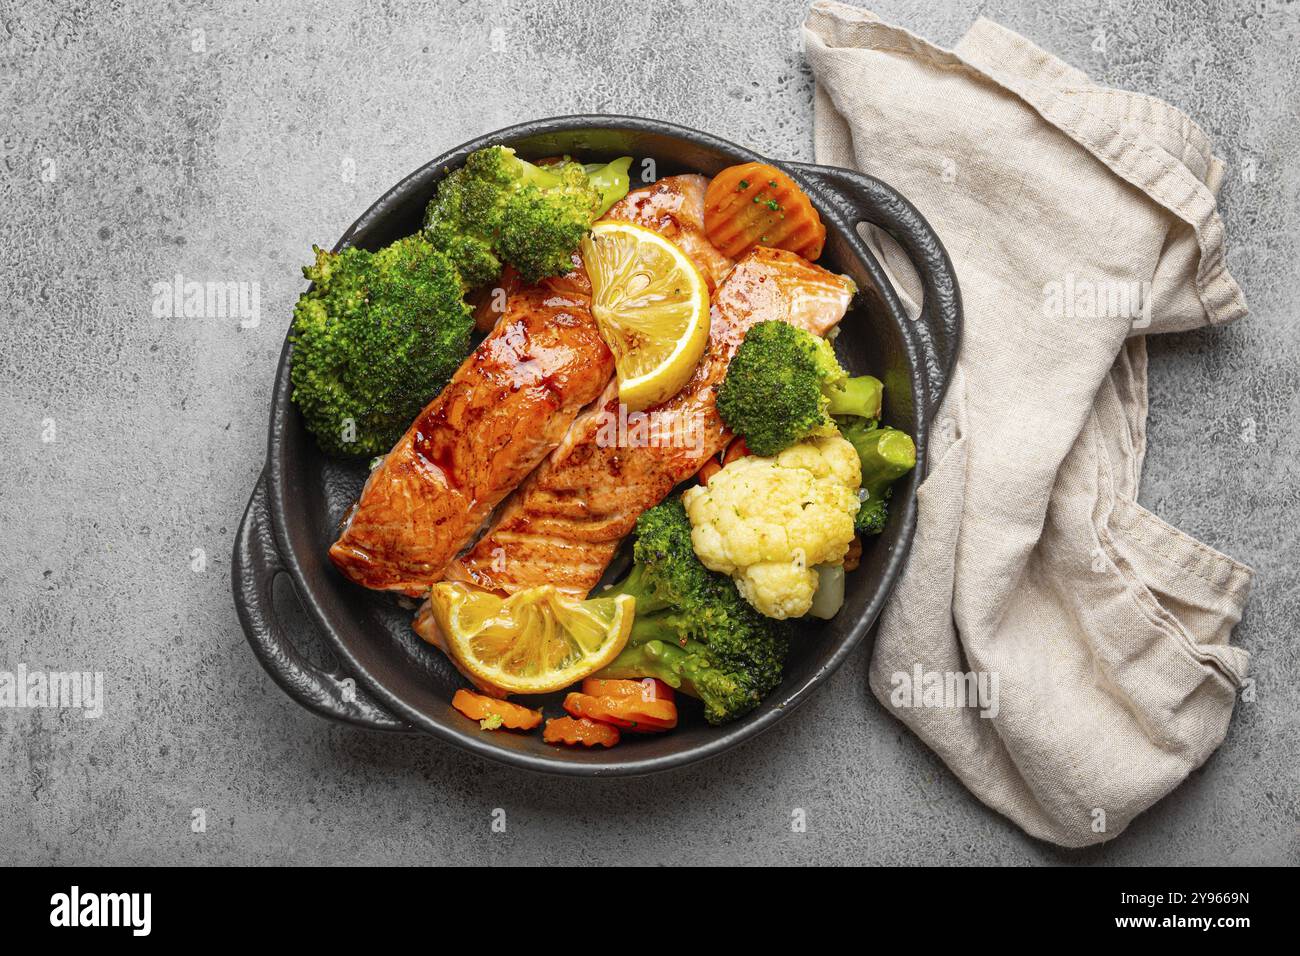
423, 146, 632, 285
855, 492, 889, 536
596, 497, 790, 724
423, 190, 501, 290
717, 320, 882, 456
840, 419, 916, 536
289, 236, 473, 457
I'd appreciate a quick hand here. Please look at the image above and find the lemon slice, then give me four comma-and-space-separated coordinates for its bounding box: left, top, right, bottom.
580, 221, 710, 411
427, 583, 635, 695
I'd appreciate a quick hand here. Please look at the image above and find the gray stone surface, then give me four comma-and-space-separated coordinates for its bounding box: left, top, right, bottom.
2, 0, 1296, 865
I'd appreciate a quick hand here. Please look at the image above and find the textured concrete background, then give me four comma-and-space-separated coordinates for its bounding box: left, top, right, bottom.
2, 0, 1297, 865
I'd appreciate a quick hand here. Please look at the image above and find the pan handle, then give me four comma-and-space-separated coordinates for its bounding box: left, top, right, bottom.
233, 472, 411, 731
786, 162, 962, 416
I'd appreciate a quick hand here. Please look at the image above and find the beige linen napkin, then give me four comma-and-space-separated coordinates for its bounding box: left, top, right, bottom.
803, 1, 1253, 846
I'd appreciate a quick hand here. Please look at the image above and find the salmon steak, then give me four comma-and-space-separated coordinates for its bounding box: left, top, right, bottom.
328, 284, 613, 595
439, 247, 857, 598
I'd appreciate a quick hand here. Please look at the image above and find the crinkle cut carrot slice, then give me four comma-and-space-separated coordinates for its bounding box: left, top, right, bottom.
543, 716, 621, 747
563, 691, 678, 733
451, 688, 543, 730
581, 677, 675, 702
704, 162, 826, 261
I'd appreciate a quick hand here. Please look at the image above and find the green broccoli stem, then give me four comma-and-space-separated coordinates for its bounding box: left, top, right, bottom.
826, 374, 883, 420
857, 425, 916, 499
600, 635, 704, 688
499, 150, 565, 191
842, 423, 915, 537
597, 641, 680, 687
625, 608, 698, 646
599, 563, 670, 616
585, 157, 633, 217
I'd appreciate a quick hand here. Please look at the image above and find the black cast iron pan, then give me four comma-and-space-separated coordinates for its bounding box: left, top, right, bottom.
233, 115, 960, 775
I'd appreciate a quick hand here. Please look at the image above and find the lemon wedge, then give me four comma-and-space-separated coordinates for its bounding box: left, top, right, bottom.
427, 583, 634, 695
580, 221, 710, 411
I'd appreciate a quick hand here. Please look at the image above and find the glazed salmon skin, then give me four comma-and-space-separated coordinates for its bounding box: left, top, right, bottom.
440, 247, 857, 598
329, 175, 731, 596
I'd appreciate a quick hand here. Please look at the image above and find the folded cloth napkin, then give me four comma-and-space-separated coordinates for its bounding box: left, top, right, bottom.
803, 1, 1253, 847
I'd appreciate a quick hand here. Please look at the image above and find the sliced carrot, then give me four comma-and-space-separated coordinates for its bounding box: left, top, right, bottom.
543, 716, 621, 748
843, 536, 863, 573
704, 162, 826, 261
451, 688, 542, 731
582, 677, 675, 702
697, 436, 751, 487
564, 691, 678, 733
695, 457, 722, 486
722, 437, 751, 465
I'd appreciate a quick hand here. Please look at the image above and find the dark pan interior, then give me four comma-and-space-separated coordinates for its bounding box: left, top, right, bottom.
266, 118, 926, 774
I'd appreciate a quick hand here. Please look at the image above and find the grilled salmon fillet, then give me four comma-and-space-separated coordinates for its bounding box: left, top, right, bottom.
441, 247, 857, 597
328, 284, 614, 595
330, 175, 731, 596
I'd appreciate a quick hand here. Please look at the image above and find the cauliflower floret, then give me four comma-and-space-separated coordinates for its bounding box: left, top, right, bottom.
682, 434, 861, 619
